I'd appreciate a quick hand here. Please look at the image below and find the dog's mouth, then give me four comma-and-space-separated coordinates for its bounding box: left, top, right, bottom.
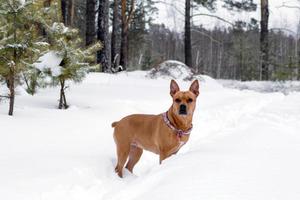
179, 111, 187, 115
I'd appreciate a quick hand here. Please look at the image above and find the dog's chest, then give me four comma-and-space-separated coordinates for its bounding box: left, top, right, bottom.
178, 140, 185, 148
171, 137, 188, 154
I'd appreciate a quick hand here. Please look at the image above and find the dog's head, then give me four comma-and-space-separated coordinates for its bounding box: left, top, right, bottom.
170, 79, 199, 117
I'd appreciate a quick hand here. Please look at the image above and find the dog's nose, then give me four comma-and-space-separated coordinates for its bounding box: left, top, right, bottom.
179, 104, 187, 115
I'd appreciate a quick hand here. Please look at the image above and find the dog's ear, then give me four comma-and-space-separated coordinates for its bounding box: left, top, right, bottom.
170, 79, 180, 97
189, 80, 199, 97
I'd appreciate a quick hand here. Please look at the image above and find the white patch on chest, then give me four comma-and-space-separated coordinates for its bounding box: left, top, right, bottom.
179, 141, 185, 148
174, 141, 186, 153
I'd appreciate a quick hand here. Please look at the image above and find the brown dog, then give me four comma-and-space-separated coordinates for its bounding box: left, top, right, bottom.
112, 79, 199, 177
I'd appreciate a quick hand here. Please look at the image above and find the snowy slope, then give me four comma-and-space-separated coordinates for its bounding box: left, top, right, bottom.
1, 72, 300, 200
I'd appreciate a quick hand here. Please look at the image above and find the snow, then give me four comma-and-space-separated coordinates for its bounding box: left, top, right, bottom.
51, 22, 69, 34
34, 42, 50, 47
1, 71, 300, 200
19, 0, 26, 5
34, 51, 63, 76
219, 79, 300, 95
6, 44, 26, 49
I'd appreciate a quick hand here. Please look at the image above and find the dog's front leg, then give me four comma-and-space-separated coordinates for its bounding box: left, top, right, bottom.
159, 145, 182, 164
159, 150, 174, 164
159, 152, 169, 164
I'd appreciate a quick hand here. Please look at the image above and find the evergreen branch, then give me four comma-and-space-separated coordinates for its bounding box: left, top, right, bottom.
15, 1, 34, 12
21, 72, 31, 91
0, 55, 10, 63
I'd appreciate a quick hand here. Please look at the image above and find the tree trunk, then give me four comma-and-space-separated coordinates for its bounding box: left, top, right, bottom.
68, 0, 74, 26
120, 0, 135, 71
8, 12, 18, 116
111, 0, 121, 69
297, 23, 300, 80
184, 0, 192, 68
97, 0, 111, 72
8, 69, 15, 116
216, 44, 223, 79
86, 0, 96, 46
297, 46, 300, 81
120, 18, 128, 70
120, 0, 128, 70
61, 0, 74, 26
58, 79, 68, 109
61, 0, 66, 23
260, 0, 269, 80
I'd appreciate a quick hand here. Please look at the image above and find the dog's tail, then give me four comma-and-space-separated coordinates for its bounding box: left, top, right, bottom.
111, 121, 118, 128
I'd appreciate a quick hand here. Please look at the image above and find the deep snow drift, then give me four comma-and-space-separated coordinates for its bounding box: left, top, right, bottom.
1, 71, 300, 200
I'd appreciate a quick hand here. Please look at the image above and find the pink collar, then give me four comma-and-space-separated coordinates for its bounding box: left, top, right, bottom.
162, 112, 193, 138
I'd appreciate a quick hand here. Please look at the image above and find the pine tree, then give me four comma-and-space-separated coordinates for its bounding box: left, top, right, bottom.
0, 0, 48, 115
39, 0, 101, 109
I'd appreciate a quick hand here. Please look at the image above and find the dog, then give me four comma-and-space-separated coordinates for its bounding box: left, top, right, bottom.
112, 79, 199, 177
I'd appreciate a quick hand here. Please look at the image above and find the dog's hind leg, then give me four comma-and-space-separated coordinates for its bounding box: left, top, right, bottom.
115, 148, 130, 178
125, 145, 143, 173
115, 144, 130, 178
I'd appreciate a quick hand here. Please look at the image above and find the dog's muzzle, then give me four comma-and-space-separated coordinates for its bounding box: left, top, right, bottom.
179, 104, 187, 115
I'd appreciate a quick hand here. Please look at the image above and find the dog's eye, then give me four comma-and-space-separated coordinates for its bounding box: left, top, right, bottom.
187, 98, 193, 103
175, 98, 181, 103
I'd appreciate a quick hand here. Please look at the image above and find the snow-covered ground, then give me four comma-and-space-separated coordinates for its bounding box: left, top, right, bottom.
219, 79, 300, 95
1, 71, 300, 200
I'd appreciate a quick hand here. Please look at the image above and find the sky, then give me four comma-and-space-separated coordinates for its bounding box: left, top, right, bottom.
155, 0, 300, 35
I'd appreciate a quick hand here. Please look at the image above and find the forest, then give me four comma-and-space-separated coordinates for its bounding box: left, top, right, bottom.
61, 0, 299, 81
0, 0, 299, 116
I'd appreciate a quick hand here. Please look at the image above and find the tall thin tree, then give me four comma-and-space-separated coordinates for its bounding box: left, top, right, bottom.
61, 0, 74, 26
260, 0, 269, 80
111, 0, 122, 69
97, 0, 111, 72
86, 0, 96, 46
185, 0, 192, 68
297, 20, 300, 80
120, 0, 135, 70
